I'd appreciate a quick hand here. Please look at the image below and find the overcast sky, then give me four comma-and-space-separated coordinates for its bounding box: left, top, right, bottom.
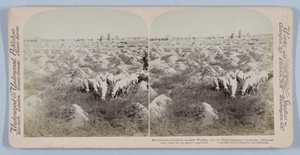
24, 8, 148, 39
24, 8, 273, 39
150, 8, 273, 38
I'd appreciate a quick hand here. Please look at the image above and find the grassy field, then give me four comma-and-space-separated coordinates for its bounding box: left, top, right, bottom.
24, 41, 149, 137
150, 37, 274, 136
150, 71, 273, 136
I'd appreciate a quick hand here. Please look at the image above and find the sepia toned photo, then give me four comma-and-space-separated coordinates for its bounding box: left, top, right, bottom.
23, 8, 149, 137
149, 8, 274, 136
8, 7, 293, 148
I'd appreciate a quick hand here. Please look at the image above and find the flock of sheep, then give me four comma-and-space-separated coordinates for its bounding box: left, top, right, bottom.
212, 69, 272, 99
71, 68, 148, 102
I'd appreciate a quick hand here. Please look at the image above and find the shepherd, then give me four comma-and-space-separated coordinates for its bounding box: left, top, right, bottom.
142, 51, 148, 71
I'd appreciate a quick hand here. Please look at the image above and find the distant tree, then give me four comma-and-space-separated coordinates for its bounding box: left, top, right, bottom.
238, 30, 242, 38
230, 32, 234, 39
107, 33, 110, 41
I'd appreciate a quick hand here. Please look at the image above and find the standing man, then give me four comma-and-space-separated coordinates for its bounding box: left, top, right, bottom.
142, 50, 148, 71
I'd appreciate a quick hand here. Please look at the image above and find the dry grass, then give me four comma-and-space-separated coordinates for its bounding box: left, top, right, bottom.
25, 70, 148, 137
150, 71, 274, 136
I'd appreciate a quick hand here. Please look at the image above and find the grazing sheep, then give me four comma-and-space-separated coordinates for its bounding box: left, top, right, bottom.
115, 73, 128, 82
259, 71, 269, 82
241, 75, 260, 95
217, 76, 229, 90
97, 75, 108, 100
213, 77, 220, 91
83, 79, 90, 93
137, 71, 148, 82
111, 78, 131, 98
98, 73, 107, 83
236, 70, 245, 83
88, 78, 99, 92
129, 73, 139, 85
227, 72, 238, 98
244, 70, 257, 80
106, 73, 117, 86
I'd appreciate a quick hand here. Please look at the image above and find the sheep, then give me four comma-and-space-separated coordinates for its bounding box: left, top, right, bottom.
217, 76, 229, 90
111, 78, 131, 98
129, 73, 139, 85
106, 73, 117, 86
83, 79, 90, 93
88, 78, 99, 92
227, 72, 238, 99
98, 73, 107, 83
213, 77, 220, 91
241, 75, 260, 95
236, 70, 245, 83
115, 73, 128, 82
259, 71, 269, 82
97, 75, 108, 101
137, 71, 148, 82
244, 70, 257, 80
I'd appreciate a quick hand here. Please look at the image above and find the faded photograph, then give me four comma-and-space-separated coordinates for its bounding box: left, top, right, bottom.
24, 8, 149, 137
149, 8, 274, 136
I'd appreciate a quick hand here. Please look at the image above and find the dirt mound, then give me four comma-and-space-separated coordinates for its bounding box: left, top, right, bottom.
137, 81, 157, 100
164, 67, 177, 75
58, 104, 89, 128
199, 102, 219, 125
123, 102, 148, 121
176, 62, 188, 71
168, 55, 178, 64
150, 94, 172, 119
24, 95, 43, 123
186, 73, 203, 85
201, 76, 215, 88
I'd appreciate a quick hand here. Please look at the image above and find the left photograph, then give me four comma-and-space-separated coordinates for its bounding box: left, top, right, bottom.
23, 8, 149, 137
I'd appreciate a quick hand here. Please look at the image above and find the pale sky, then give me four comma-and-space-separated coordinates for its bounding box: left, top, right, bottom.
150, 8, 273, 38
24, 8, 148, 39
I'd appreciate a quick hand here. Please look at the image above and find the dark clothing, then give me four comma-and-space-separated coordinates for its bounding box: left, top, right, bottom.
142, 53, 148, 71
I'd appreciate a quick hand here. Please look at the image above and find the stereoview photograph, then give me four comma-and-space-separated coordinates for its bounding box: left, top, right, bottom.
23, 8, 149, 137
149, 8, 274, 136
8, 7, 293, 148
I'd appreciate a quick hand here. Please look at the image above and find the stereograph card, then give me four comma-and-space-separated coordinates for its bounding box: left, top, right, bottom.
8, 7, 293, 148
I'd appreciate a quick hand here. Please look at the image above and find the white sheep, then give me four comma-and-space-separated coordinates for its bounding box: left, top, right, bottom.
227, 72, 238, 98
129, 73, 139, 85
88, 78, 99, 92
259, 71, 269, 82
236, 70, 245, 83
241, 75, 260, 95
111, 78, 131, 98
115, 73, 128, 82
244, 70, 257, 80
106, 73, 117, 86
217, 76, 229, 90
83, 79, 90, 93
97, 75, 108, 100
213, 77, 220, 91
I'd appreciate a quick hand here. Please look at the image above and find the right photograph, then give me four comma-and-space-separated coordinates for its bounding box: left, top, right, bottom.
149, 8, 274, 136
